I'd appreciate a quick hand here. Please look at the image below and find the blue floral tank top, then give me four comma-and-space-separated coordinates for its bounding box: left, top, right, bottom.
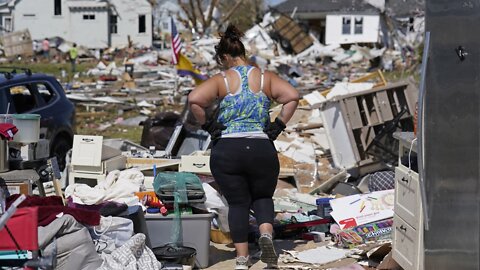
218, 66, 270, 135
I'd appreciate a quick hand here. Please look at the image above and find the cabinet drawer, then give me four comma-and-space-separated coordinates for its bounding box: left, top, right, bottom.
393, 214, 418, 270
394, 166, 420, 227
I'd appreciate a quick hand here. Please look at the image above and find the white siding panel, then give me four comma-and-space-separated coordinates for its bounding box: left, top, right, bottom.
110, 0, 152, 48
69, 10, 108, 48
13, 0, 69, 40
325, 14, 380, 45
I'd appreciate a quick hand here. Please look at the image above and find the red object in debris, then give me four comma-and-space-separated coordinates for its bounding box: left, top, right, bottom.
99, 75, 118, 82
0, 207, 39, 251
338, 218, 358, 229
0, 123, 18, 141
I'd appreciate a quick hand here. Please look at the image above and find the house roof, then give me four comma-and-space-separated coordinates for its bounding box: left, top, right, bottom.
274, 0, 379, 15
67, 0, 109, 10
274, 0, 425, 17
385, 0, 425, 17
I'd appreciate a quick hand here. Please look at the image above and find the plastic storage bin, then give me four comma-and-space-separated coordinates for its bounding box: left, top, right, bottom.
12, 114, 40, 143
145, 213, 214, 269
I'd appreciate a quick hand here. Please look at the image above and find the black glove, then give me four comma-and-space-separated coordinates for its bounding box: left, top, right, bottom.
201, 114, 226, 140
264, 117, 286, 141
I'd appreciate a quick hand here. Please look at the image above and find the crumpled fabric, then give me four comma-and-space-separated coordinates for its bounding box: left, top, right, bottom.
99, 233, 161, 270
39, 214, 103, 270
90, 216, 134, 254
65, 168, 144, 206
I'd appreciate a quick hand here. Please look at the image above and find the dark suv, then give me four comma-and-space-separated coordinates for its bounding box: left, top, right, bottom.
0, 68, 75, 170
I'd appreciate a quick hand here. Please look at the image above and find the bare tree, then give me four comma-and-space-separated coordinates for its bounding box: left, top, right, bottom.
177, 0, 245, 36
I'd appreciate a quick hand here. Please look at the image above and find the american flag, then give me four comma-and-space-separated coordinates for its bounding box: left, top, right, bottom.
171, 17, 182, 65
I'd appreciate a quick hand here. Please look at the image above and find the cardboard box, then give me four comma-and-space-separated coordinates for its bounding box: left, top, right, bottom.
6, 182, 31, 195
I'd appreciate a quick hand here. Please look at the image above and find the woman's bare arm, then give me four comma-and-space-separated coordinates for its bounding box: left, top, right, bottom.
188, 75, 221, 125
268, 72, 300, 124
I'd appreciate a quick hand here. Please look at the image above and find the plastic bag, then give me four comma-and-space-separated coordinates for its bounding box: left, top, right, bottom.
90, 216, 134, 254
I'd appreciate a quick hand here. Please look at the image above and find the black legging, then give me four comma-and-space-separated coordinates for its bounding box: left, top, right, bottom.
210, 138, 279, 243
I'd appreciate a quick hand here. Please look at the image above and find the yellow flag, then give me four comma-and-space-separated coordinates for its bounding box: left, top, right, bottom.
176, 53, 208, 85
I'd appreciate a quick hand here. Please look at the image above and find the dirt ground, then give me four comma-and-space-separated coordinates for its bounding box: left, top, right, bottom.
206, 239, 301, 270
205, 239, 359, 270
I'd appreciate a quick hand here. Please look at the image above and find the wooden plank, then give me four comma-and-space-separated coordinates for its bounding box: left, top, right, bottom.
365, 94, 380, 125
376, 90, 394, 121
372, 94, 384, 123
343, 97, 363, 129
126, 157, 181, 167
76, 111, 108, 118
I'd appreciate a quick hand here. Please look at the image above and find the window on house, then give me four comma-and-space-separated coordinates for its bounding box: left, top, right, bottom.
354, 17, 363, 34
83, 14, 95, 20
54, 0, 62, 16
342, 17, 351, 34
138, 15, 146, 33
110, 15, 118, 34
3, 16, 12, 32
409, 17, 415, 32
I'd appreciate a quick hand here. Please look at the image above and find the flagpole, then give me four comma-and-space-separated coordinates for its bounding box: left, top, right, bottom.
174, 64, 178, 97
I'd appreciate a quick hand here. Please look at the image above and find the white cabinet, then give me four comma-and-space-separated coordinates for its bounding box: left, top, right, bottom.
392, 132, 423, 270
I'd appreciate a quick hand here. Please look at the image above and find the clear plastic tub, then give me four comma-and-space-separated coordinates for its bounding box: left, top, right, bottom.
12, 114, 40, 143
145, 213, 213, 268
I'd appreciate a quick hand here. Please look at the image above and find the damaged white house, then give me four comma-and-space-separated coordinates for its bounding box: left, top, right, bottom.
275, 0, 424, 47
2, 0, 152, 48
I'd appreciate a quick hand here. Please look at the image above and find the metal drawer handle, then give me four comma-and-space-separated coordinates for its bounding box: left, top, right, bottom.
401, 177, 409, 183
193, 163, 206, 168
399, 225, 407, 232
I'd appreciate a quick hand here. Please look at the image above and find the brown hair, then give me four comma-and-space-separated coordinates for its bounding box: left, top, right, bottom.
214, 24, 246, 66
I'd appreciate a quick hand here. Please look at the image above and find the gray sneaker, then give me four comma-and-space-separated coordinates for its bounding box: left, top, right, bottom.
235, 256, 250, 270
259, 234, 278, 265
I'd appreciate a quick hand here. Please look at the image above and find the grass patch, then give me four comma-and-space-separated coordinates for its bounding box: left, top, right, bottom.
0, 61, 96, 77
77, 125, 144, 144
74, 106, 145, 144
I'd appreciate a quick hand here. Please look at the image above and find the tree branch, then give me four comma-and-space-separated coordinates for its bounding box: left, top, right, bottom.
177, 0, 196, 29
205, 0, 219, 29
188, 0, 198, 32
220, 0, 245, 25
195, 0, 207, 29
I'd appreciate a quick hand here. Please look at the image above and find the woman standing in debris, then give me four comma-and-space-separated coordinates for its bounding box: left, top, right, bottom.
188, 24, 299, 269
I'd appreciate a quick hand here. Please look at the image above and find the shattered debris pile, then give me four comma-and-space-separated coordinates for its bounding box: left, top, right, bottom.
0, 6, 425, 270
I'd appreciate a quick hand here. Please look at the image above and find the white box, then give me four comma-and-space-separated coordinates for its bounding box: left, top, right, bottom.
103, 155, 127, 173
69, 171, 106, 186
179, 152, 211, 174
71, 135, 125, 174
71, 135, 103, 174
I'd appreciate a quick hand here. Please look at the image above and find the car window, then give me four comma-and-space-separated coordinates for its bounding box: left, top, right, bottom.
9, 84, 37, 113
36, 82, 56, 104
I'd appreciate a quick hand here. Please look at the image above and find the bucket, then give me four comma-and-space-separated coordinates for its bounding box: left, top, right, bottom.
12, 114, 40, 143
152, 244, 196, 268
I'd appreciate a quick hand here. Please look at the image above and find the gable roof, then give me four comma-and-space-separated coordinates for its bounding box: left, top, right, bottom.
385, 0, 425, 17
274, 0, 425, 17
274, 0, 378, 15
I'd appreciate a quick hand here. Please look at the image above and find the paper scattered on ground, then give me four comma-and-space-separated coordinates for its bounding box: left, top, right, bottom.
296, 245, 349, 265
